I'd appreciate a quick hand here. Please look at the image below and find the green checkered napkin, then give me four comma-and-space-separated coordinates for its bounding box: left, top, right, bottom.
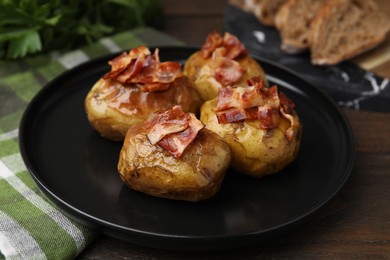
0, 27, 183, 259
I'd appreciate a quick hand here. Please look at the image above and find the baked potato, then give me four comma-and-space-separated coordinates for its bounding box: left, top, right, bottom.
118, 106, 231, 201
85, 46, 202, 141
184, 31, 267, 101
200, 77, 301, 178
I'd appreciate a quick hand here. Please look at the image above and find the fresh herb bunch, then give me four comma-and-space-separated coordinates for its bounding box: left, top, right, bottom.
0, 0, 163, 59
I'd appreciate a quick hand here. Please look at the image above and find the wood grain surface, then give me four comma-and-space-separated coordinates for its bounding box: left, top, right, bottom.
78, 0, 390, 258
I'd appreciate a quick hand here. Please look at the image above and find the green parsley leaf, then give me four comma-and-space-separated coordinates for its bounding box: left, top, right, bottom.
6, 29, 41, 58
0, 0, 163, 59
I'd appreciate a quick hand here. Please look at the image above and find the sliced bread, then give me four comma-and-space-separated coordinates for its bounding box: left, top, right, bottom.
275, 0, 328, 53
309, 0, 390, 65
252, 0, 287, 26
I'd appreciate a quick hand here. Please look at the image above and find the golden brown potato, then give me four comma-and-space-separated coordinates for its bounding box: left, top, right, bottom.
85, 46, 202, 141
184, 32, 267, 101
85, 77, 201, 141
118, 125, 231, 201
200, 78, 302, 178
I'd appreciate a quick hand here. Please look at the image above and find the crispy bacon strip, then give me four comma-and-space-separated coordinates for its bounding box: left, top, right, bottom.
105, 46, 151, 80
146, 106, 189, 145
257, 106, 280, 129
214, 77, 298, 141
155, 62, 182, 83
103, 46, 183, 92
280, 108, 298, 142
201, 31, 223, 59
104, 52, 130, 79
146, 106, 204, 158
157, 113, 204, 159
214, 81, 266, 111
200, 32, 248, 85
279, 92, 295, 114
216, 107, 258, 123
201, 32, 247, 60
212, 57, 244, 86
222, 32, 248, 60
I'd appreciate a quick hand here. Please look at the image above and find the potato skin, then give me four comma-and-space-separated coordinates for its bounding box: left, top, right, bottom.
117, 125, 231, 201
200, 99, 301, 178
85, 77, 202, 141
183, 52, 267, 101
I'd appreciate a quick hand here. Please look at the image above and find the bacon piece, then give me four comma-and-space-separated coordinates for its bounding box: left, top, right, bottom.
246, 76, 262, 86
222, 32, 248, 60
216, 108, 247, 123
213, 76, 298, 142
104, 52, 131, 79
212, 47, 227, 57
127, 45, 152, 59
241, 85, 264, 108
115, 56, 145, 84
262, 85, 280, 110
130, 61, 183, 89
157, 113, 204, 159
214, 81, 265, 111
257, 106, 280, 129
216, 107, 259, 124
151, 48, 160, 64
200, 32, 248, 85
279, 92, 295, 114
201, 31, 223, 58
145, 106, 204, 158
103, 46, 182, 92
146, 106, 188, 144
280, 108, 298, 142
215, 86, 236, 111
155, 62, 182, 83
105, 46, 151, 80
201, 32, 247, 60
212, 57, 244, 85
214, 77, 268, 114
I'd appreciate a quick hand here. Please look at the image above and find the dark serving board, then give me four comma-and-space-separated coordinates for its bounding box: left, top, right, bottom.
224, 4, 390, 112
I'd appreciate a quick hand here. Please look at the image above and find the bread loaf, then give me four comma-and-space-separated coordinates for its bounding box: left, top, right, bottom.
309, 0, 390, 65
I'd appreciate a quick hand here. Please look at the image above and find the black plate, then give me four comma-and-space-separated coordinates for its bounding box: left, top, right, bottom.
19, 47, 355, 250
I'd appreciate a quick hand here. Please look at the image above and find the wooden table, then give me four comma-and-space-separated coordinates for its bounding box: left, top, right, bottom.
79, 1, 390, 258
